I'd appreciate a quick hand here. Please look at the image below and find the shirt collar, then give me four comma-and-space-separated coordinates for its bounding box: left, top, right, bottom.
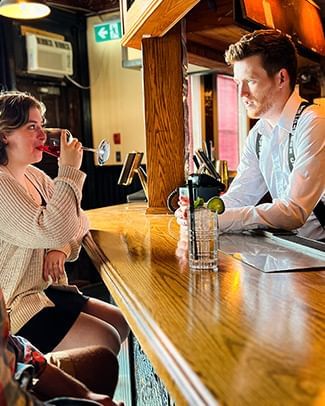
277, 90, 304, 133
257, 91, 304, 136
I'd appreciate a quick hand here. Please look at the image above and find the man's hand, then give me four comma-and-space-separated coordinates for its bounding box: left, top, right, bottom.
175, 196, 189, 227
175, 225, 189, 270
174, 195, 190, 270
43, 250, 66, 283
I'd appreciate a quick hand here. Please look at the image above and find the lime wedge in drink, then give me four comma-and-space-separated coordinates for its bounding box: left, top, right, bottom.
194, 196, 205, 209
206, 196, 225, 214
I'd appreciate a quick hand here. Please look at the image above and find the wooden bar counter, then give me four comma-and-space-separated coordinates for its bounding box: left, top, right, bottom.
84, 203, 325, 405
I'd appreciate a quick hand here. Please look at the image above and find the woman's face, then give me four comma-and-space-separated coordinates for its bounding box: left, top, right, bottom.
4, 107, 46, 166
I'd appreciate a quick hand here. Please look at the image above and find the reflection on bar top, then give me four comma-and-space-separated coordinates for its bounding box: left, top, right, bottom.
219, 232, 325, 273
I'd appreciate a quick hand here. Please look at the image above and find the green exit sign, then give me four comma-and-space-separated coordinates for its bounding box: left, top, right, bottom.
94, 20, 122, 43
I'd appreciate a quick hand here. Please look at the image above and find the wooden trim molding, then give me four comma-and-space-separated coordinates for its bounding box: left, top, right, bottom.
121, 0, 199, 49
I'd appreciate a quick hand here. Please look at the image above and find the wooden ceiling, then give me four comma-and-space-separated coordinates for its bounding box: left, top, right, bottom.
49, 0, 324, 72
50, 0, 324, 19
186, 0, 325, 67
48, 0, 119, 14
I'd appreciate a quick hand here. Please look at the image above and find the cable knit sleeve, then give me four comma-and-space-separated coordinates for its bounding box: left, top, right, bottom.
0, 165, 86, 249
47, 210, 89, 262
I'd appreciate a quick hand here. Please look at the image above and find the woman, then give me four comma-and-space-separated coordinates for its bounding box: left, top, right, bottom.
0, 91, 129, 354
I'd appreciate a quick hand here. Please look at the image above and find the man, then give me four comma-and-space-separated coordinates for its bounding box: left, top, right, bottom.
215, 29, 324, 240
0, 288, 124, 406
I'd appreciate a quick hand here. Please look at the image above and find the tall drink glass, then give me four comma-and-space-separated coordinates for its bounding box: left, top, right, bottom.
188, 206, 218, 271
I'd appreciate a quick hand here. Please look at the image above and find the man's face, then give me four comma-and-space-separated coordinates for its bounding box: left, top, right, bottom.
233, 54, 279, 119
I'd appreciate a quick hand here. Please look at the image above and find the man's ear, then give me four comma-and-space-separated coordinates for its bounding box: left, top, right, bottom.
278, 68, 289, 88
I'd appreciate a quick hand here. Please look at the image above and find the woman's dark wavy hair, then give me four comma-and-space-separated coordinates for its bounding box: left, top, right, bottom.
0, 91, 46, 165
225, 29, 298, 91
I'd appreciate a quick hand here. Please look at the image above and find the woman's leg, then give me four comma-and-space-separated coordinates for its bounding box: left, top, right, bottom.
53, 312, 121, 355
81, 297, 130, 343
46, 346, 119, 397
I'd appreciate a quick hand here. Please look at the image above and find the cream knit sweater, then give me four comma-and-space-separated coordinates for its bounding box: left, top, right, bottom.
0, 164, 89, 333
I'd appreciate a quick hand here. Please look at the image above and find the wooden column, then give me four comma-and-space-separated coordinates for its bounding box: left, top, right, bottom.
142, 24, 186, 214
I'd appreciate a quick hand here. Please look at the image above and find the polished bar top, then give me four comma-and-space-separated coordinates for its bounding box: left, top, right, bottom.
84, 203, 325, 406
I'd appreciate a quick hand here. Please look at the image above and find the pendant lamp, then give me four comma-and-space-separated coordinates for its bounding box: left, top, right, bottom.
0, 0, 51, 19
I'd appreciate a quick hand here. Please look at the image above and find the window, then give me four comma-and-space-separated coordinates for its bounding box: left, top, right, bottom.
216, 75, 239, 171
189, 72, 245, 175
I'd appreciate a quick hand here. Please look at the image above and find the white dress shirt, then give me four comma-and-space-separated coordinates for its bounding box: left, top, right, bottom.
219, 91, 325, 240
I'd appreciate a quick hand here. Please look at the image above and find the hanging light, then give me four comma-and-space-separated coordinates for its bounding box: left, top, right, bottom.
0, 0, 51, 19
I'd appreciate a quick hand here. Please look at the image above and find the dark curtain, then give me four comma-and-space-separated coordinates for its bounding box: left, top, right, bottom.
0, 18, 15, 91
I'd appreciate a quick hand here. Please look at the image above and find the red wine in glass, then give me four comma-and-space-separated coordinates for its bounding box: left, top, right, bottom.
40, 144, 61, 157
39, 128, 110, 166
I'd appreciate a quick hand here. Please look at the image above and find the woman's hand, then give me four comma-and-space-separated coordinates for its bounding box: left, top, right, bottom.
43, 250, 66, 283
59, 130, 83, 169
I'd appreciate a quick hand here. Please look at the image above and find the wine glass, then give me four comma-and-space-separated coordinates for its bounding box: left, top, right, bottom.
39, 128, 110, 166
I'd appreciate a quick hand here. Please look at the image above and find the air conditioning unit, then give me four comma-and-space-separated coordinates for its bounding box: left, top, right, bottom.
26, 33, 73, 78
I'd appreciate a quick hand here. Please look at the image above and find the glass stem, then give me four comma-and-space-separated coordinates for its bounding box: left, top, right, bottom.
82, 147, 97, 153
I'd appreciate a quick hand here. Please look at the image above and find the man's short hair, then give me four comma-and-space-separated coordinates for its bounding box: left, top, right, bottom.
225, 29, 298, 91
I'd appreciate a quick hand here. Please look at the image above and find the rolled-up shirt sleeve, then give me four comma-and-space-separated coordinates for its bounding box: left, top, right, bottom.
219, 111, 325, 235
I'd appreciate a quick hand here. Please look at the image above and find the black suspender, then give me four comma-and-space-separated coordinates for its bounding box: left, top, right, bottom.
256, 101, 311, 163
255, 101, 325, 228
287, 101, 311, 171
314, 204, 325, 228
255, 132, 263, 161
